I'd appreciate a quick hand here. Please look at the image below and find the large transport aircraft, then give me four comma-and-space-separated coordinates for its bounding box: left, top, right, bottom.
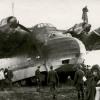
0, 17, 86, 85
1, 14, 100, 85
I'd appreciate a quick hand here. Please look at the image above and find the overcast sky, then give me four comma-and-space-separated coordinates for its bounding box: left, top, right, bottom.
0, 0, 100, 30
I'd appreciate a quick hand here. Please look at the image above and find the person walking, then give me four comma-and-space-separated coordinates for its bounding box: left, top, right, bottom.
47, 66, 59, 99
7, 67, 13, 89
35, 66, 41, 92
74, 64, 85, 100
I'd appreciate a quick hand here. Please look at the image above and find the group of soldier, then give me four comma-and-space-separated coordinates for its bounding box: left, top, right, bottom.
74, 64, 100, 100
0, 67, 13, 90
0, 62, 99, 100
35, 64, 100, 100
35, 66, 59, 99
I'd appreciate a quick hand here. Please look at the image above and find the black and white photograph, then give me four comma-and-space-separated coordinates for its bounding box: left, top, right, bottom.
0, 0, 100, 100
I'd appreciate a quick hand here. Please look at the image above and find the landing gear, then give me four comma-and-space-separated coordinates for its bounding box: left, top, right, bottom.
20, 80, 26, 86
13, 82, 21, 87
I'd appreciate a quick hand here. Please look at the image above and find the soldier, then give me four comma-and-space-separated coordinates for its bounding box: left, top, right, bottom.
7, 67, 13, 89
82, 6, 88, 24
4, 68, 9, 87
35, 66, 41, 92
86, 64, 100, 100
74, 64, 85, 100
47, 66, 59, 99
0, 68, 5, 90
4, 68, 8, 79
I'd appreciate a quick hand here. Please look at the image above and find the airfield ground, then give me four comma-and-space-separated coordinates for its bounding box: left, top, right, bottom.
0, 86, 78, 100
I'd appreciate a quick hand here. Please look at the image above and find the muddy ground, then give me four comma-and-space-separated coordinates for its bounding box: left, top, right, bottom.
0, 86, 78, 100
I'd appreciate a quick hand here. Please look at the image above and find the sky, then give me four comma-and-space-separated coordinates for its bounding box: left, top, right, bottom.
85, 50, 100, 67
0, 0, 100, 30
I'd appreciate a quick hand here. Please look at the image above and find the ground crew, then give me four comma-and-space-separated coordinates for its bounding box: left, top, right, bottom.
0, 68, 5, 90
82, 6, 88, 24
4, 68, 9, 88
74, 64, 85, 100
4, 68, 8, 79
35, 66, 41, 92
5, 67, 13, 89
86, 64, 100, 100
47, 66, 59, 99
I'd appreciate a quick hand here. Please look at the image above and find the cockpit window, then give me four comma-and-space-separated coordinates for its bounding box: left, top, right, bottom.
35, 23, 57, 29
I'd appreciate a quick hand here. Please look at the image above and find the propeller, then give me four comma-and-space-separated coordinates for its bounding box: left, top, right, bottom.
0, 16, 44, 58
18, 23, 31, 33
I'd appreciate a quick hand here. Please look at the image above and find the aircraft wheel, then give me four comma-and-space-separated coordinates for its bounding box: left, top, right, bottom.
14, 82, 21, 87
20, 80, 26, 86
31, 78, 37, 84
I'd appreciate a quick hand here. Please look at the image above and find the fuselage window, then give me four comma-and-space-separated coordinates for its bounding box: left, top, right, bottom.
62, 59, 70, 64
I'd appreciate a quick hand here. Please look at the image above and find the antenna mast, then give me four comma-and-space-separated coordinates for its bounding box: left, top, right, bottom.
12, 2, 14, 16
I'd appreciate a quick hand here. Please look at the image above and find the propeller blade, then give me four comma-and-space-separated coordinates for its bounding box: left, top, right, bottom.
18, 24, 32, 33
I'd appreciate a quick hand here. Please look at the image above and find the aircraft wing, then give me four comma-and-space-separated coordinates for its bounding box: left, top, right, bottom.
86, 28, 100, 50
0, 16, 41, 58
64, 23, 100, 51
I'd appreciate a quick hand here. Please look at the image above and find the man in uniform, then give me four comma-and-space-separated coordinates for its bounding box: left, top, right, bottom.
47, 66, 59, 99
7, 67, 13, 89
82, 6, 88, 24
86, 64, 100, 100
35, 66, 41, 92
0, 68, 5, 90
74, 64, 85, 100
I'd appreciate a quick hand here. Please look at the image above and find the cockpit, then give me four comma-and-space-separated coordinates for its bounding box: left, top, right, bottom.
34, 23, 57, 30
33, 23, 66, 42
